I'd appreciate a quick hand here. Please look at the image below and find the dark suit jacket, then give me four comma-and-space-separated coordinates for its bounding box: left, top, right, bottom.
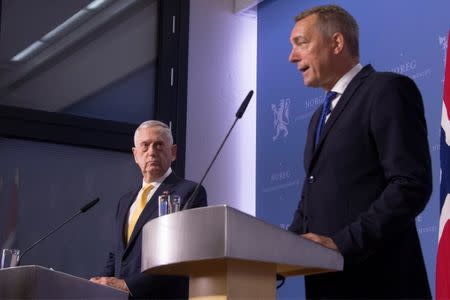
288, 65, 432, 299
101, 172, 207, 299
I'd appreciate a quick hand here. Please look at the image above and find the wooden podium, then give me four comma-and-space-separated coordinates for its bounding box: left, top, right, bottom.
0, 265, 128, 299
141, 205, 343, 299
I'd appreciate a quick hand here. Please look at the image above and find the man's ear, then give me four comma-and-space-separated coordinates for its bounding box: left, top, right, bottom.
332, 32, 344, 55
132, 147, 138, 163
171, 144, 177, 162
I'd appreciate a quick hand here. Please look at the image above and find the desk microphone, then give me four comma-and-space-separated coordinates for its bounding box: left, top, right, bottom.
18, 197, 100, 264
183, 90, 254, 209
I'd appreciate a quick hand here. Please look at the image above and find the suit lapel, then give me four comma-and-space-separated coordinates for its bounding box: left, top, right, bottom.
307, 65, 374, 173
305, 109, 321, 171
118, 189, 139, 250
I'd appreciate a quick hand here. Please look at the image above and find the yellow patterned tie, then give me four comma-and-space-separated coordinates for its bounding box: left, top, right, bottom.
127, 184, 154, 242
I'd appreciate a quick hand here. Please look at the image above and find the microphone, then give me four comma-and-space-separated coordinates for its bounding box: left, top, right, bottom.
183, 90, 254, 209
18, 197, 100, 264
235, 90, 254, 119
80, 197, 100, 212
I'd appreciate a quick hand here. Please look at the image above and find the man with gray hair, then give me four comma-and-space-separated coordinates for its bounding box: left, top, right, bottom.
91, 120, 207, 299
287, 4, 432, 299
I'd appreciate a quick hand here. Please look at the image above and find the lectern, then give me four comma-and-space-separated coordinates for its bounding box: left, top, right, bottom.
142, 205, 343, 299
0, 265, 128, 299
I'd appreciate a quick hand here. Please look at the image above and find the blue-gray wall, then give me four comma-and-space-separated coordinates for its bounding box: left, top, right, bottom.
0, 138, 141, 278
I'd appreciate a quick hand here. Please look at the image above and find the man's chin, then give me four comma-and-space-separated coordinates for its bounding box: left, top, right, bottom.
303, 76, 313, 86
303, 78, 320, 88
145, 169, 164, 180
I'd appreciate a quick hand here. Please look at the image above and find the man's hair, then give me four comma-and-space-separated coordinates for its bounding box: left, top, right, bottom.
134, 120, 173, 146
295, 5, 359, 58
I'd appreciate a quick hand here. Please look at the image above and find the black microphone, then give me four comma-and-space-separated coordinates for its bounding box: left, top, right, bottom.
80, 197, 100, 212
235, 90, 254, 118
183, 90, 254, 209
18, 197, 100, 264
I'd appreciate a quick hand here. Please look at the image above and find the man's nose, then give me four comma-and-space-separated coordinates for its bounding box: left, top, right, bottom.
288, 48, 298, 63
147, 145, 156, 155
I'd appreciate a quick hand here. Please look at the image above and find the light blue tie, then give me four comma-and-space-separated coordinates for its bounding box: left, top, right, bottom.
315, 91, 338, 147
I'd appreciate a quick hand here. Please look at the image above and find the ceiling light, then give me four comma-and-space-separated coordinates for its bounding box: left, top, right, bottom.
87, 0, 110, 10
11, 41, 45, 62
9, 0, 116, 62
41, 9, 90, 42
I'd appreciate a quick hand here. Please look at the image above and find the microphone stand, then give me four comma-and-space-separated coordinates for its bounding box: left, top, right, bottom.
183, 90, 254, 208
17, 198, 100, 265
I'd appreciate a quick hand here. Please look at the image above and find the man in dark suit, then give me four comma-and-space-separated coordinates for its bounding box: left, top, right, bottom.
90, 120, 207, 299
287, 5, 432, 299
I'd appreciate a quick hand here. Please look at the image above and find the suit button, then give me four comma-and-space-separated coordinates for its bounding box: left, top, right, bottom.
308, 175, 315, 183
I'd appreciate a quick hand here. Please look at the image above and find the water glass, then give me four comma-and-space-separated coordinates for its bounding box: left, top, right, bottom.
1, 249, 20, 269
158, 194, 181, 216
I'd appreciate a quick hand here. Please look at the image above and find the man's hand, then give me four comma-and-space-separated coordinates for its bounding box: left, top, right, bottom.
90, 276, 129, 292
302, 232, 339, 251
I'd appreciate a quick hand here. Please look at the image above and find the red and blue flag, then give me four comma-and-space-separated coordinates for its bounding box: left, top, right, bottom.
437, 30, 450, 300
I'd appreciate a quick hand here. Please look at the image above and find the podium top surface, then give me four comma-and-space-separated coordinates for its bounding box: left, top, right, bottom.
141, 205, 343, 277
0, 265, 128, 299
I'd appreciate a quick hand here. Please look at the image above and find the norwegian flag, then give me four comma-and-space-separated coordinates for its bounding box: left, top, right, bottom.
437, 30, 450, 300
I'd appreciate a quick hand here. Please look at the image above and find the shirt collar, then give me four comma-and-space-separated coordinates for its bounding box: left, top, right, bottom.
330, 63, 363, 95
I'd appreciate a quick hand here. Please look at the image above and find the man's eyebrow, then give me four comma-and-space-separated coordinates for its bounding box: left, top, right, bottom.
292, 35, 307, 43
